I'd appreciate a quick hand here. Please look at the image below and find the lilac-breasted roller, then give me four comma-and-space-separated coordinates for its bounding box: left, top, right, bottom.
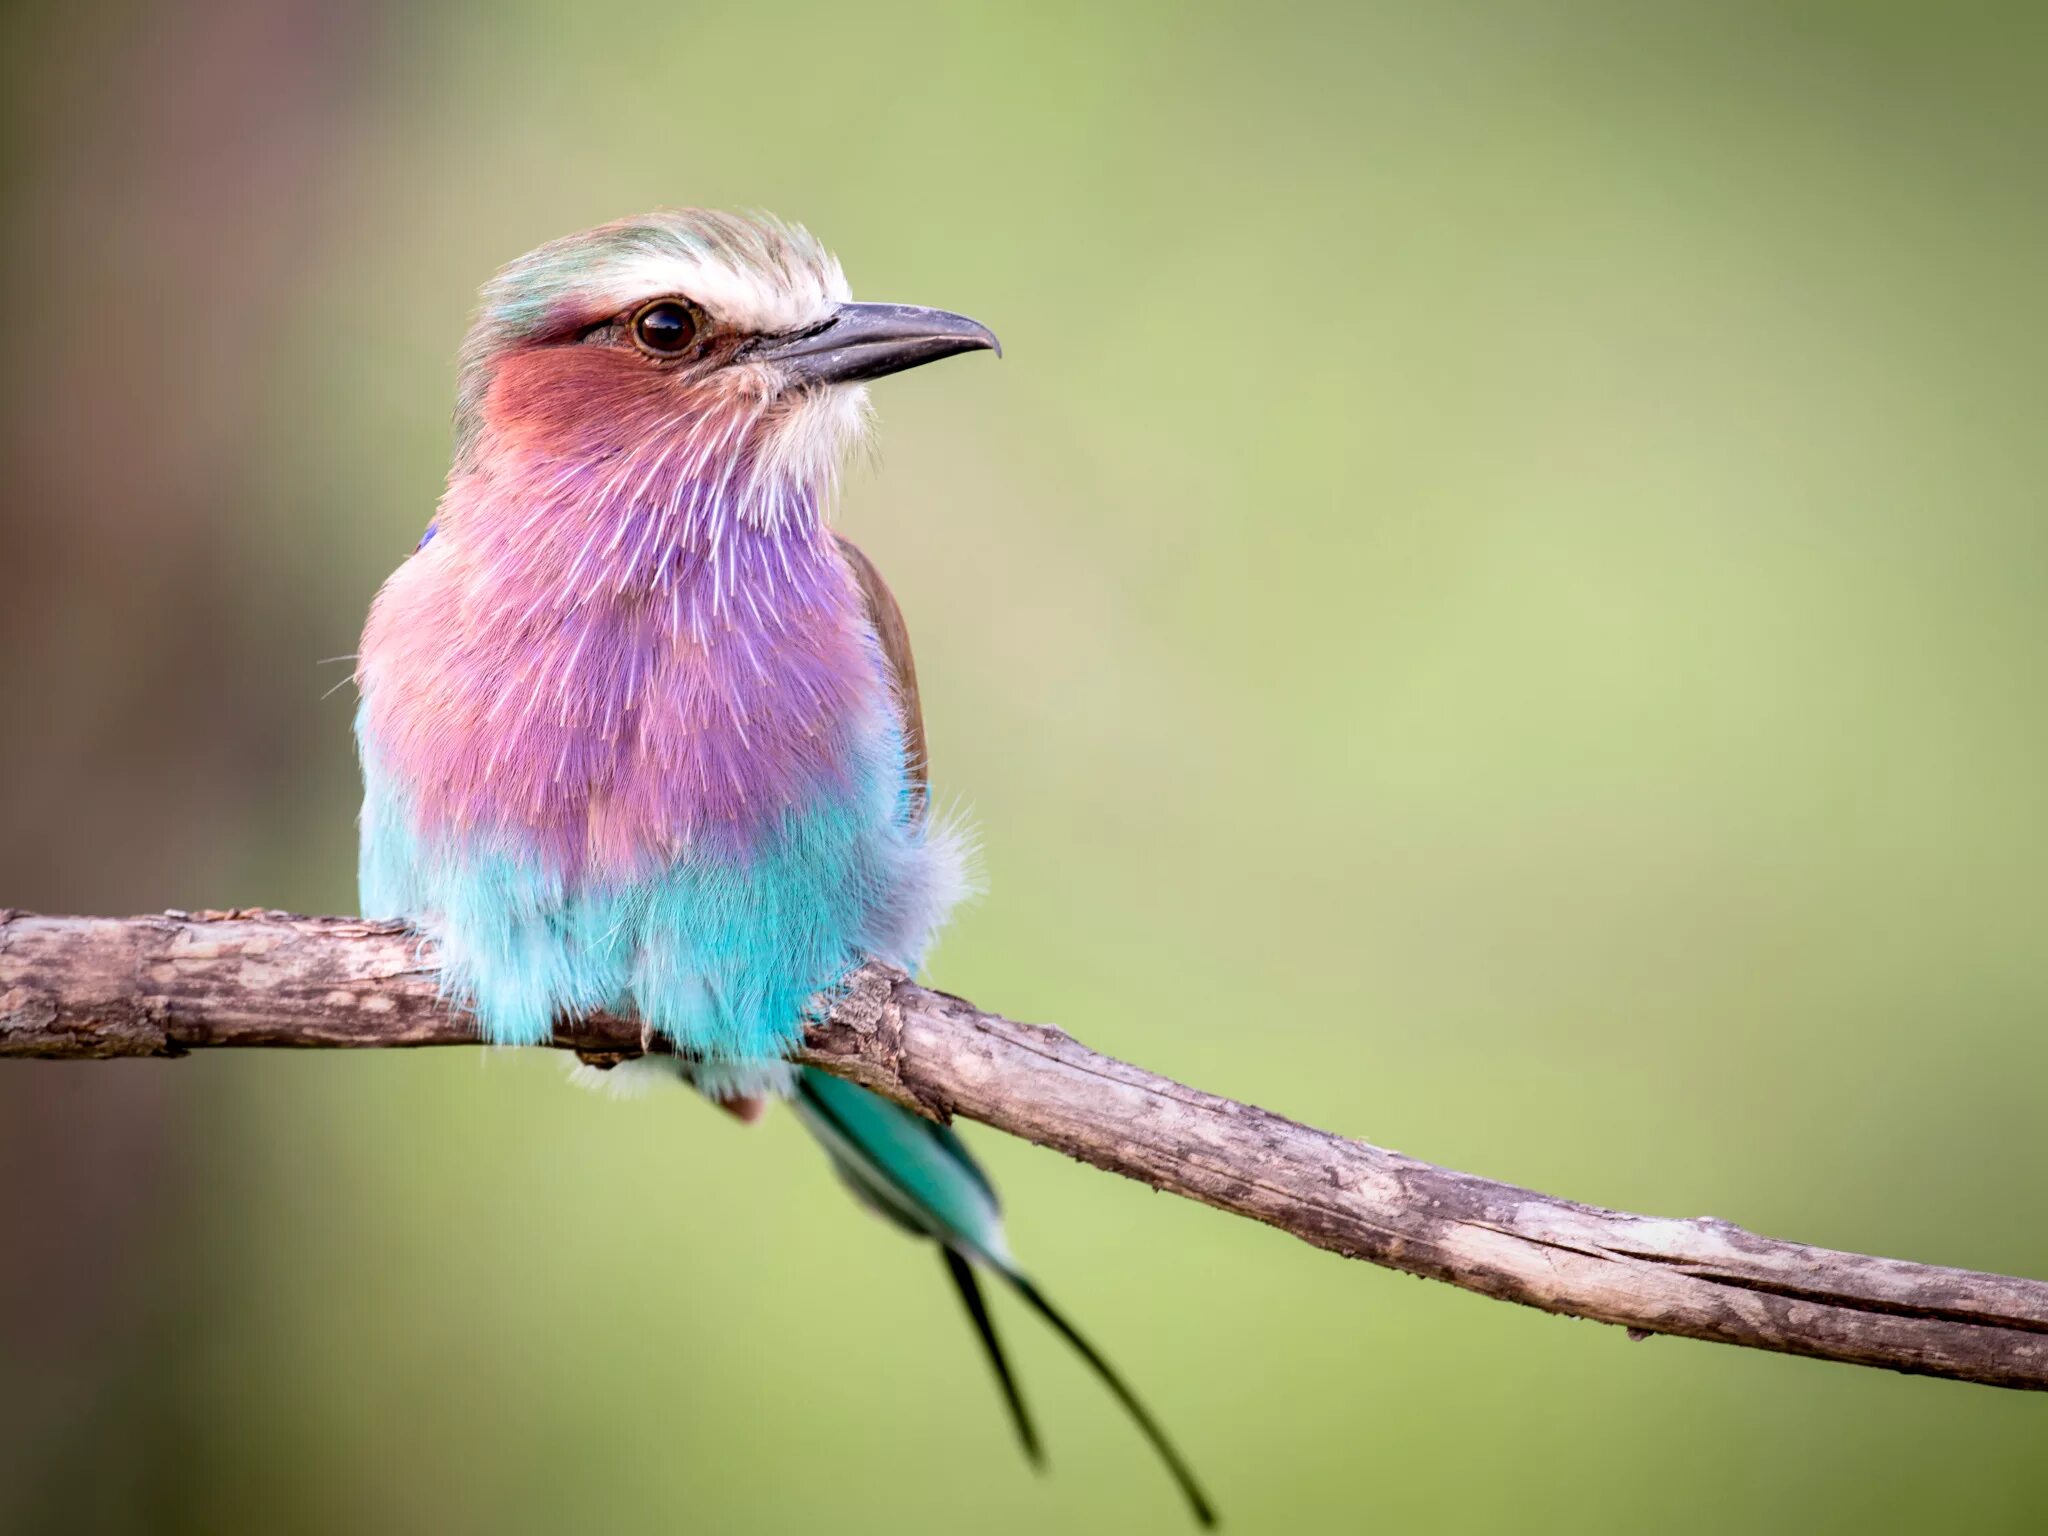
354, 210, 1212, 1523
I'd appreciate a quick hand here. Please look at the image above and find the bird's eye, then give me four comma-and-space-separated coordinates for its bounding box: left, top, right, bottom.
630, 299, 699, 357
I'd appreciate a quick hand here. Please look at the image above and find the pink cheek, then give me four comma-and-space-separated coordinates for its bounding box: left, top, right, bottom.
485, 350, 677, 457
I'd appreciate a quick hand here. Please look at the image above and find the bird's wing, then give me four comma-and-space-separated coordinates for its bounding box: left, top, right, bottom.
697, 535, 922, 1127
703, 537, 920, 1125
834, 532, 928, 820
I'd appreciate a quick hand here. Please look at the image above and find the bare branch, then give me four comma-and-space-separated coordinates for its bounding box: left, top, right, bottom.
4, 908, 2044, 1390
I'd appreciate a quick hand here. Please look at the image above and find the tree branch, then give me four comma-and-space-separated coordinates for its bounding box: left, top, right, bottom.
4, 907, 2043, 1390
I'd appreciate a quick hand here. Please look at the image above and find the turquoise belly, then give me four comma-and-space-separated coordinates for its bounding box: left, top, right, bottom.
357, 715, 952, 1067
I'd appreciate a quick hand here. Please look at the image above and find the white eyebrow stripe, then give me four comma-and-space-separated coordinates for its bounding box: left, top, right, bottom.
607, 249, 848, 335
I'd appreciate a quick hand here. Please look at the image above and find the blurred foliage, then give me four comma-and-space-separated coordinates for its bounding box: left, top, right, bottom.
4, 1, 2047, 1531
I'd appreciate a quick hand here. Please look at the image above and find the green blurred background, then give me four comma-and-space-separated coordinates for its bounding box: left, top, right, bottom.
5, 1, 2047, 1530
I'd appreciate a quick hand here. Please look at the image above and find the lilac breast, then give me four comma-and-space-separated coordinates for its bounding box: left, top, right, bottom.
357, 444, 887, 880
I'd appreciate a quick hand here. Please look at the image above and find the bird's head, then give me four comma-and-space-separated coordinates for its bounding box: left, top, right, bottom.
449, 209, 997, 528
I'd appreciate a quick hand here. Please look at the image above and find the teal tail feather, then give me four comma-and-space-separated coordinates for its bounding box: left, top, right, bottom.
790, 1068, 1217, 1527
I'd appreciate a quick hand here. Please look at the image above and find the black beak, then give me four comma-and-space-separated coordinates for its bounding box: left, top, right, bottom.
748, 302, 1000, 387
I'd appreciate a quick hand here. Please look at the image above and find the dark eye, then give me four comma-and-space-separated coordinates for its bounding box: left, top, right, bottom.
630, 299, 699, 357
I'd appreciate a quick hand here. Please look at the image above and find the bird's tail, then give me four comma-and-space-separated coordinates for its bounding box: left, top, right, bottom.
788, 1067, 1217, 1527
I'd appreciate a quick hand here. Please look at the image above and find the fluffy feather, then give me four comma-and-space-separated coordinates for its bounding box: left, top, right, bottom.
356, 209, 962, 1063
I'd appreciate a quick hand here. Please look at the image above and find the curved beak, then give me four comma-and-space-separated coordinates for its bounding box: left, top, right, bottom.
748, 303, 1000, 387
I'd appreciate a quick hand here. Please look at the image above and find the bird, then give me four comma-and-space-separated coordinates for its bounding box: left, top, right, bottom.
353, 209, 1214, 1525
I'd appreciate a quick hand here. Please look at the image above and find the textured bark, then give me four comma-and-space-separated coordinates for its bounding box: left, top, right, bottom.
4, 908, 2045, 1390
